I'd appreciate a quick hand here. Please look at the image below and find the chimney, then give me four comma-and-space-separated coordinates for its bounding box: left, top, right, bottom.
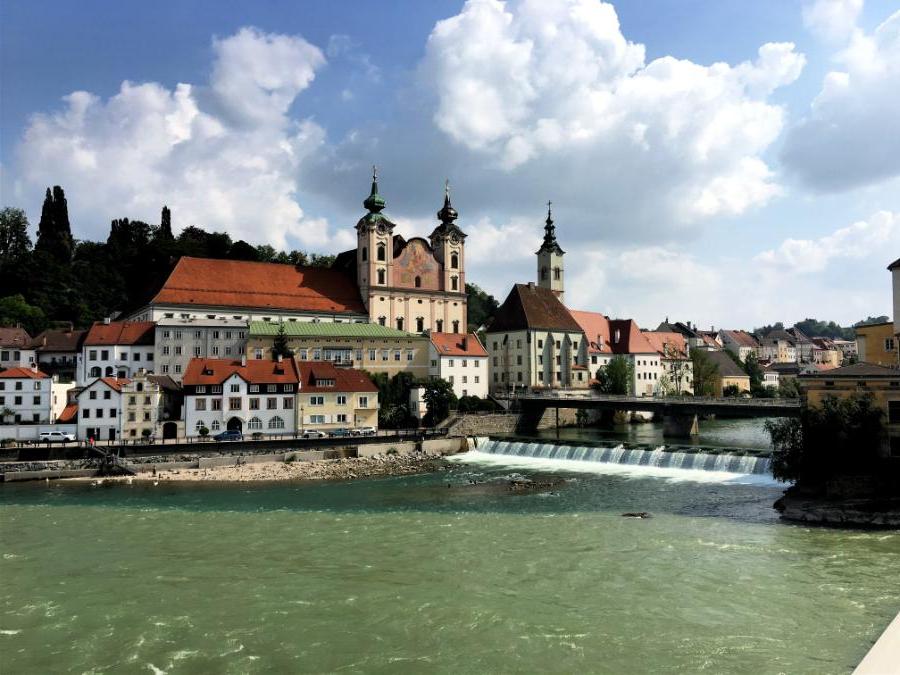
241, 354, 247, 367
527, 281, 535, 288
461, 336, 468, 351
31, 362, 38, 373
103, 317, 111, 325
276, 354, 283, 363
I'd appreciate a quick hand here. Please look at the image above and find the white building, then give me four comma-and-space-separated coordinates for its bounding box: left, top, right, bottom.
77, 377, 128, 442
155, 318, 247, 380
763, 365, 780, 389
0, 366, 54, 424
78, 321, 156, 386
183, 357, 300, 437
120, 372, 183, 441
719, 329, 760, 363
428, 332, 489, 398
0, 327, 36, 370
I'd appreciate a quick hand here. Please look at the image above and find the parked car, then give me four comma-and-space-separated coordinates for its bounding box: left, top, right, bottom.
327, 428, 351, 438
300, 430, 327, 439
351, 426, 377, 437
39, 430, 76, 443
213, 429, 242, 442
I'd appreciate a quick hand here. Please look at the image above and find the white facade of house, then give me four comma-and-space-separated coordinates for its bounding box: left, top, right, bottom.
78, 343, 156, 386
185, 373, 296, 437
487, 329, 590, 393
51, 380, 75, 421
77, 379, 125, 442
428, 349, 488, 398
0, 371, 52, 424
129, 304, 368, 324
155, 319, 247, 380
0, 347, 36, 370
763, 368, 780, 389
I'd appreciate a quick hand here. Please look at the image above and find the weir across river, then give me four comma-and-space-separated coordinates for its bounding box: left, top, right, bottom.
499, 392, 801, 438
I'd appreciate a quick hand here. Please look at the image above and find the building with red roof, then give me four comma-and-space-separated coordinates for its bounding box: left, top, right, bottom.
0, 327, 36, 370
428, 332, 488, 398
295, 360, 379, 433
76, 376, 131, 441
79, 321, 156, 386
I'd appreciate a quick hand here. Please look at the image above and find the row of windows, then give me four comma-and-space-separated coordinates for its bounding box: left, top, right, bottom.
364, 245, 461, 269
195, 396, 295, 411
431, 359, 483, 368
82, 407, 117, 419
252, 347, 418, 364
194, 384, 292, 394
308, 413, 349, 424
193, 416, 286, 431
87, 350, 153, 362
0, 381, 41, 391
447, 376, 479, 384
491, 338, 576, 351
0, 395, 41, 406
160, 330, 246, 340
161, 345, 246, 357
0, 350, 29, 361
126, 411, 153, 422
126, 396, 153, 405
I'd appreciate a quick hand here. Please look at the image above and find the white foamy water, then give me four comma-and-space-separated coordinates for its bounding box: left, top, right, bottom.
451, 444, 782, 486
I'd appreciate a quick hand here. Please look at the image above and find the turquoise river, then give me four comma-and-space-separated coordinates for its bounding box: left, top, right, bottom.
2, 421, 899, 674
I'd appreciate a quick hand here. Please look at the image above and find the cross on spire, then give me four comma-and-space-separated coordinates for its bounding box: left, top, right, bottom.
372, 164, 378, 182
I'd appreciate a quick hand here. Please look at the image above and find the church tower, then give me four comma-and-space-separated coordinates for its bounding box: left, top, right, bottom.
537, 201, 565, 303
429, 180, 466, 296
356, 166, 396, 301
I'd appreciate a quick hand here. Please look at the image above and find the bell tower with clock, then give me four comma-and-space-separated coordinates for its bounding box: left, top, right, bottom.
430, 180, 466, 296
356, 166, 396, 302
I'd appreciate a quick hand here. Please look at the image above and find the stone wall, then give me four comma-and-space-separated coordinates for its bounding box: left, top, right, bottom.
445, 409, 579, 437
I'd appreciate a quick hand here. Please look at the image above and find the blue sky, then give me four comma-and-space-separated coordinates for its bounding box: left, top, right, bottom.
2, 0, 898, 328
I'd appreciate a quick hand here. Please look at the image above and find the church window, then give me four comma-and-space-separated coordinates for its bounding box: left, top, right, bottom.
396, 317, 404, 330
452, 320, 460, 333
541, 267, 548, 280
436, 320, 443, 332
554, 267, 561, 280
451, 275, 459, 291
415, 276, 421, 288
377, 244, 386, 261
361, 247, 367, 261
416, 317, 424, 332
378, 316, 386, 326
377, 269, 386, 284
451, 252, 459, 269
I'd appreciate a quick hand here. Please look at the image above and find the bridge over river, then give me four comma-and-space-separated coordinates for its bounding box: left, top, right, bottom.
499, 392, 801, 437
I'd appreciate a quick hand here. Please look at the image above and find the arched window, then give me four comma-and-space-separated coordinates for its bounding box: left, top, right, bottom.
211, 420, 220, 431
435, 319, 443, 332
541, 267, 548, 280
268, 416, 285, 429
89, 366, 101, 378
452, 320, 460, 333
377, 243, 386, 261
136, 382, 143, 392
377, 269, 386, 284
451, 275, 459, 291
117, 370, 127, 379
195, 420, 206, 431
396, 317, 404, 331
414, 275, 421, 288
553, 267, 561, 280
361, 246, 367, 261
248, 417, 263, 430
416, 317, 424, 332
378, 316, 386, 326
105, 366, 114, 376
451, 252, 459, 269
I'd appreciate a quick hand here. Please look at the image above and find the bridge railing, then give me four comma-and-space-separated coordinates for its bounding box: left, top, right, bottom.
497, 390, 800, 407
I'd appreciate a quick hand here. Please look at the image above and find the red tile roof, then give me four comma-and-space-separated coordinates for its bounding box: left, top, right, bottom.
569, 310, 656, 355
0, 327, 32, 349
296, 361, 378, 393
152, 256, 366, 315
489, 284, 582, 332
569, 310, 611, 354
642, 331, 689, 359
608, 319, 656, 354
430, 332, 488, 357
183, 358, 301, 386
97, 377, 131, 392
0, 367, 49, 379
721, 329, 759, 348
57, 403, 78, 423
84, 321, 155, 346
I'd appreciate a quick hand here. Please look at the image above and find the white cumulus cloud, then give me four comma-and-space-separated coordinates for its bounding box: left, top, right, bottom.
803, 0, 864, 43
15, 27, 354, 251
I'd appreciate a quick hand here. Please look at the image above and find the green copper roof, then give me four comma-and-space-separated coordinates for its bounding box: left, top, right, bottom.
249, 321, 420, 339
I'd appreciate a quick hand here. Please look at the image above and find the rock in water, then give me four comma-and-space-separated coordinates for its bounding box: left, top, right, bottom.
621, 512, 651, 519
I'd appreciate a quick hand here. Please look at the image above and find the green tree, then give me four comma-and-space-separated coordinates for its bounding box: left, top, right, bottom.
34, 186, 74, 264
593, 355, 634, 395
0, 207, 32, 262
722, 383, 741, 397
778, 377, 800, 399
466, 283, 500, 332
271, 323, 294, 359
0, 294, 47, 334
422, 378, 457, 426
690, 350, 719, 397
743, 353, 765, 395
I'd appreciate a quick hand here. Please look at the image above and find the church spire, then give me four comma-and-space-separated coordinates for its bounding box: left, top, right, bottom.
363, 164, 386, 214
437, 178, 458, 225
538, 200, 564, 254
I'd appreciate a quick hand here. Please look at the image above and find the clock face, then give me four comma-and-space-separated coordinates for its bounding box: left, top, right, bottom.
450, 234, 460, 245
376, 224, 387, 235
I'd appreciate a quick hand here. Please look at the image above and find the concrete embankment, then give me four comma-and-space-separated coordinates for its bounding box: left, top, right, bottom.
854, 611, 900, 674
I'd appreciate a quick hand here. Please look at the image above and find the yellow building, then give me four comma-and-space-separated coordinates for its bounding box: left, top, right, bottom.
856, 322, 898, 367
704, 351, 751, 396
296, 361, 378, 433
799, 363, 900, 457
247, 321, 430, 379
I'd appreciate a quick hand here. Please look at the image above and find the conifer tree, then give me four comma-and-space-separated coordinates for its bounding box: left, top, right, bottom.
35, 186, 74, 263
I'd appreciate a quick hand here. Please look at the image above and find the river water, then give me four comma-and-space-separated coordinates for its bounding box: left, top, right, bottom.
2, 422, 899, 674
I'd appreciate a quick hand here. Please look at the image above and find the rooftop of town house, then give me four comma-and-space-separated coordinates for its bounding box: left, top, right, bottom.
721, 329, 760, 348
799, 362, 900, 379
488, 283, 582, 333
80, 377, 132, 393
430, 332, 488, 357
248, 320, 417, 339
0, 327, 32, 349
888, 257, 900, 270
703, 351, 750, 378
29, 328, 85, 352
642, 331, 689, 359
296, 360, 379, 393
183, 357, 301, 386
155, 317, 250, 327
57, 403, 78, 423
0, 366, 49, 379
152, 256, 367, 315
84, 321, 155, 346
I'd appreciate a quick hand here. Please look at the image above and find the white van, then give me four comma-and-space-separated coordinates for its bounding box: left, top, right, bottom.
39, 431, 76, 443
352, 426, 377, 437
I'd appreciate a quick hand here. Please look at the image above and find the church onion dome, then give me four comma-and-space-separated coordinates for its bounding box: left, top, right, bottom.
431, 179, 466, 240
358, 165, 395, 230
537, 200, 564, 254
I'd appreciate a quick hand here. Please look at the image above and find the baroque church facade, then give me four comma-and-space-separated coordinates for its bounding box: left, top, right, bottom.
334, 170, 468, 334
